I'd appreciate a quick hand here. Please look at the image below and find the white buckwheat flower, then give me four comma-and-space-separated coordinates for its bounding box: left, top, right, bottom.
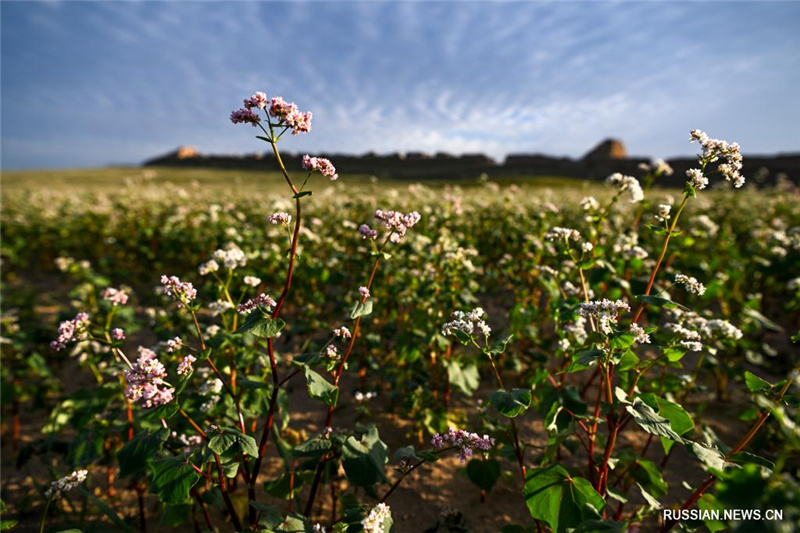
675, 273, 706, 296
607, 173, 644, 203
243, 276, 261, 287
578, 299, 631, 335
45, 469, 89, 500
361, 503, 392, 533
655, 204, 672, 222
442, 307, 491, 339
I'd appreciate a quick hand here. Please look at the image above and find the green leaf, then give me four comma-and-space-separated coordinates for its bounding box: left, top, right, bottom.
143, 402, 179, 421
303, 367, 339, 407
687, 441, 727, 471
566, 349, 603, 372
466, 458, 501, 492
488, 334, 514, 355
445, 359, 480, 396
637, 483, 662, 510
523, 465, 604, 532
608, 331, 635, 351
638, 295, 688, 311
148, 455, 201, 504
293, 191, 313, 198
629, 459, 668, 498
349, 300, 373, 319
626, 398, 685, 442
234, 312, 285, 339
274, 513, 314, 532
208, 427, 259, 461
249, 502, 284, 530
117, 427, 169, 478
291, 352, 322, 368
727, 451, 774, 472
487, 388, 532, 418
638, 393, 695, 437
341, 425, 388, 487
293, 436, 332, 458
393, 445, 422, 463
744, 371, 773, 394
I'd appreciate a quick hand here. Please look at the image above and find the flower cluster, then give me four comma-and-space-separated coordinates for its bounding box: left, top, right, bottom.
580, 197, 599, 212
165, 337, 183, 353
665, 323, 703, 352
237, 293, 276, 315
268, 212, 292, 225
230, 108, 261, 126
244, 91, 267, 110
431, 427, 495, 463
302, 155, 338, 181
177, 354, 196, 376
655, 204, 672, 222
333, 326, 351, 339
373, 209, 422, 243
686, 168, 709, 190
102, 286, 129, 306
629, 323, 651, 344
160, 275, 197, 307
361, 503, 392, 533
124, 347, 174, 409
358, 224, 378, 240
269, 96, 312, 135
111, 328, 125, 341
359, 286, 370, 300
675, 273, 706, 296
606, 173, 644, 203
212, 244, 247, 270
690, 129, 745, 188
51, 312, 90, 351
243, 275, 261, 287
45, 469, 88, 500
578, 299, 631, 335
702, 319, 743, 341
545, 227, 581, 242
441, 307, 491, 339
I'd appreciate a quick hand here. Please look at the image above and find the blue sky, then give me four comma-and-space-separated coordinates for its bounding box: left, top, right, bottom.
2, 1, 799, 170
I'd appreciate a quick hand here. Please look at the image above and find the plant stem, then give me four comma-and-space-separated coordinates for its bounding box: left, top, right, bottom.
631, 194, 690, 325
39, 498, 52, 533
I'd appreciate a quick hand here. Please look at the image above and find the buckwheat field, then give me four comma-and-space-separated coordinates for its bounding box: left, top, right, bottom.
1, 94, 798, 533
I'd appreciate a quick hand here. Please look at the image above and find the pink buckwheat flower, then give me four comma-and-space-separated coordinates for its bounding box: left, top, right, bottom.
359, 224, 378, 240
267, 212, 292, 225
333, 326, 352, 339
51, 312, 91, 351
102, 287, 129, 306
160, 275, 197, 307
431, 428, 495, 463
269, 97, 312, 134
244, 91, 268, 110
374, 209, 422, 242
237, 293, 277, 315
177, 354, 196, 376
359, 286, 370, 300
230, 108, 261, 127
165, 337, 183, 353
302, 155, 338, 180
111, 328, 125, 341
124, 347, 174, 409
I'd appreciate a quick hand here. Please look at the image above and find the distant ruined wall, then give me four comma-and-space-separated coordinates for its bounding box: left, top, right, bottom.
143, 141, 800, 186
